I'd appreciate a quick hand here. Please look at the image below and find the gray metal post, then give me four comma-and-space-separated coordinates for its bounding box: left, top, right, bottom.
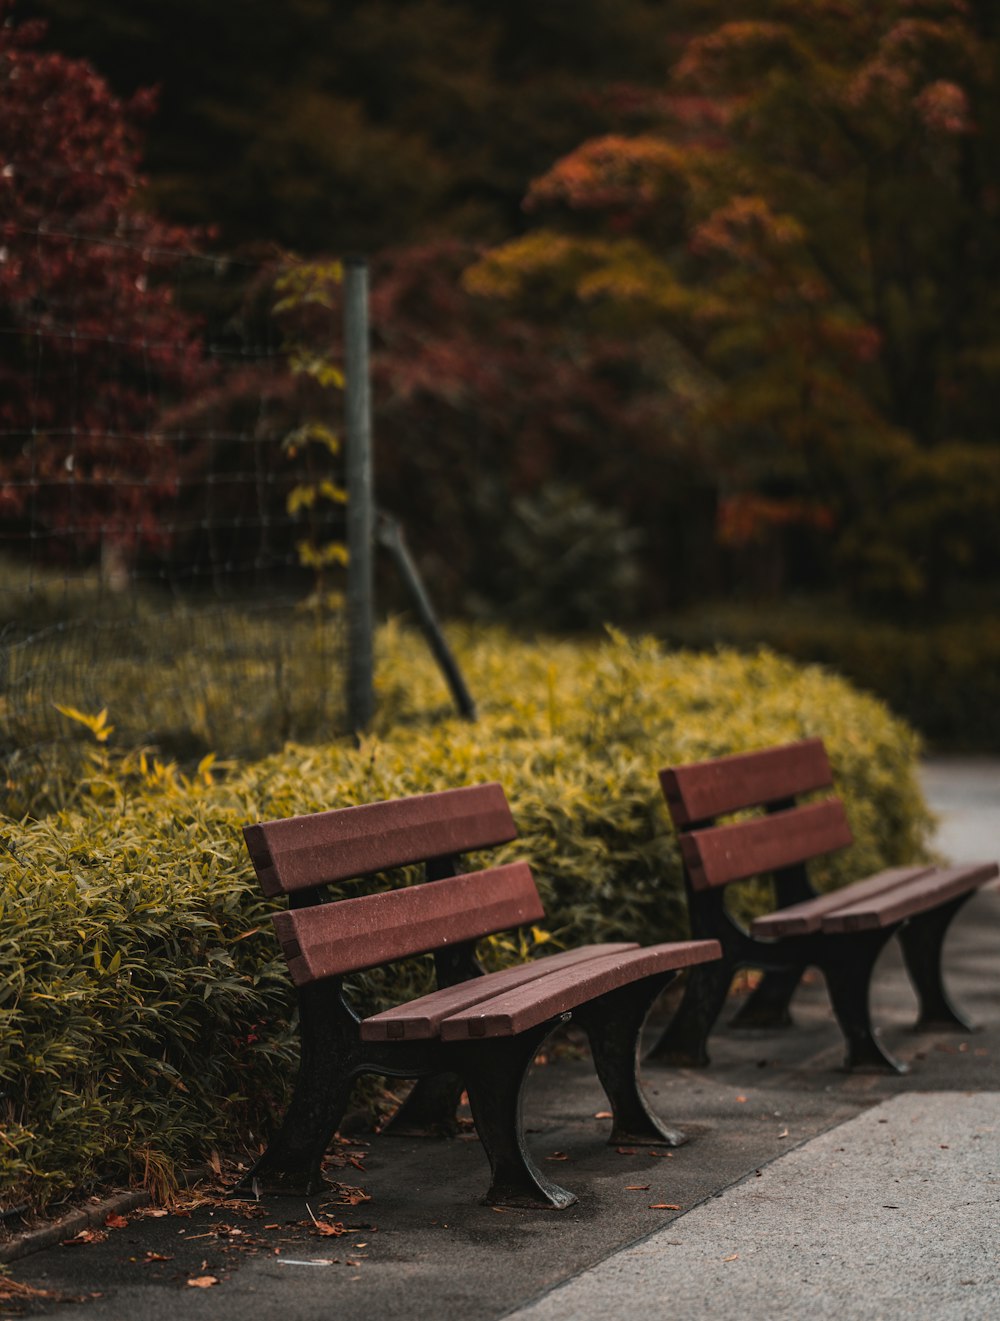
377, 513, 477, 721
343, 257, 374, 732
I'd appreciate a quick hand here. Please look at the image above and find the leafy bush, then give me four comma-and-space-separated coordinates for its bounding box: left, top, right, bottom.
0, 626, 931, 1209
666, 601, 1000, 751
1, 594, 347, 818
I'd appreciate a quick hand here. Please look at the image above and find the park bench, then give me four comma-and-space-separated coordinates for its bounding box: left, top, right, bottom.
648, 738, 998, 1073
236, 782, 721, 1209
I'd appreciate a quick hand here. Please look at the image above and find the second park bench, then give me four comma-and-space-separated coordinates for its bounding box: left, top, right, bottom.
236, 782, 720, 1209
650, 737, 998, 1073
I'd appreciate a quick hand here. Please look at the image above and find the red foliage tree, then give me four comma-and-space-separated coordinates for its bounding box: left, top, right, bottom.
0, 5, 210, 567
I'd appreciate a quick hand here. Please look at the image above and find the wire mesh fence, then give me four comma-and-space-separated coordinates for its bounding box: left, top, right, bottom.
0, 226, 352, 816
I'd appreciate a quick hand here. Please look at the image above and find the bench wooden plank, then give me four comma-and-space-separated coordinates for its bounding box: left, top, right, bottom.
681, 799, 853, 890
660, 738, 832, 827
821, 862, 1000, 933
245, 782, 518, 896
751, 866, 936, 938
360, 943, 641, 1041
272, 861, 545, 984
438, 940, 722, 1040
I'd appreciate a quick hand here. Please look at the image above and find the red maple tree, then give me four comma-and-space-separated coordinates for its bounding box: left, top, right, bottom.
0, 4, 210, 567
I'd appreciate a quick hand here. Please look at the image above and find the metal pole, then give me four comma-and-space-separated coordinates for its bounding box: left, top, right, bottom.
377, 513, 478, 721
343, 257, 374, 733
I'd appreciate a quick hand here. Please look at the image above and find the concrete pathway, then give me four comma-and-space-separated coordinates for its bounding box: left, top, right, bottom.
920, 758, 1000, 865
507, 1092, 1000, 1320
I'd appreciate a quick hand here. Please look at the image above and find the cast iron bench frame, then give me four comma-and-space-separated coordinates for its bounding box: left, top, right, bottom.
236, 782, 720, 1208
649, 738, 998, 1073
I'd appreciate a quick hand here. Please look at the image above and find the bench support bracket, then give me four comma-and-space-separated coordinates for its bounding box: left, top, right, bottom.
575, 974, 689, 1146
450, 1020, 577, 1209
899, 896, 977, 1032
821, 929, 907, 1073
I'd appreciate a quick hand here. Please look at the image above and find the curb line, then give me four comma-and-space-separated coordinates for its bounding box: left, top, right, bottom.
0, 1189, 151, 1266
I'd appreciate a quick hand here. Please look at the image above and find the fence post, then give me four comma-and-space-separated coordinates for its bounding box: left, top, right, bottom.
343, 256, 375, 733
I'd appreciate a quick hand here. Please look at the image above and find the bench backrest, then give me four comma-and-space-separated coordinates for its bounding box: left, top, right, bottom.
659, 738, 854, 891
244, 782, 546, 985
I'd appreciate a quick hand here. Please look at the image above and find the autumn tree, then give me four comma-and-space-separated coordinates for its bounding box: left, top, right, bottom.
19, 0, 672, 253
470, 0, 1000, 609
0, 6, 212, 569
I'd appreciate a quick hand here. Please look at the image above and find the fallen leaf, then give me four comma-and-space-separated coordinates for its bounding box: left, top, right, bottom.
777, 1129, 789, 1139
723, 1253, 739, 1262
616, 1147, 637, 1156
208, 1150, 222, 1175
143, 1252, 174, 1264
264, 1223, 280, 1229
345, 1259, 361, 1267
545, 1152, 569, 1162
186, 1276, 219, 1288
625, 1185, 651, 1191
145, 1209, 169, 1219
593, 1111, 612, 1120
735, 1096, 748, 1104
649, 1203, 681, 1210
648, 1150, 673, 1158
313, 1221, 347, 1238
491, 1208, 508, 1214
104, 1213, 129, 1230
0, 1281, 57, 1303
62, 1229, 107, 1246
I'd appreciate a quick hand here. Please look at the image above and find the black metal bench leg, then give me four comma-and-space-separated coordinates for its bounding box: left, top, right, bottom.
822, 930, 907, 1073
380, 1072, 466, 1138
898, 897, 976, 1032
450, 1021, 577, 1209
574, 974, 688, 1147
235, 983, 360, 1197
645, 959, 735, 1067
730, 965, 804, 1028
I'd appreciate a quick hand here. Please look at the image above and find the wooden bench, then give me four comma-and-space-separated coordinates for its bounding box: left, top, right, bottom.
649, 738, 998, 1073
235, 782, 721, 1209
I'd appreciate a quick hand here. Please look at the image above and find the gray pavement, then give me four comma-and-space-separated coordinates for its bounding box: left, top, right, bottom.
508, 1092, 1000, 1321
3, 758, 998, 1320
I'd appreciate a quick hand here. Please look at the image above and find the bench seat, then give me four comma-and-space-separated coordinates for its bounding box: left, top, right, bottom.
363, 940, 719, 1041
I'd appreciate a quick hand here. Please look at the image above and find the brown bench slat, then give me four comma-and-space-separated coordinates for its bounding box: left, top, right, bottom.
360, 943, 641, 1041
821, 862, 1000, 933
273, 861, 545, 985
438, 940, 722, 1040
245, 782, 517, 896
681, 799, 853, 890
660, 738, 832, 827
751, 866, 936, 938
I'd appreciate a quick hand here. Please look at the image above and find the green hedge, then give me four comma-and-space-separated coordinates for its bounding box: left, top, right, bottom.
666, 602, 1000, 752
0, 627, 932, 1210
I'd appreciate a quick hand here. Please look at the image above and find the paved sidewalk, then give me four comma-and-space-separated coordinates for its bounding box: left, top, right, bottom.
4, 758, 998, 1320
508, 1092, 1000, 1320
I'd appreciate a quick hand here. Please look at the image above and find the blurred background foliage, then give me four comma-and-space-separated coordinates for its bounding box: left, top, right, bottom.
5, 0, 1000, 748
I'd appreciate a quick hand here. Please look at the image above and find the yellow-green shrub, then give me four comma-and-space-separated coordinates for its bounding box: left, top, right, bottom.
667, 601, 1000, 751
0, 626, 931, 1209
